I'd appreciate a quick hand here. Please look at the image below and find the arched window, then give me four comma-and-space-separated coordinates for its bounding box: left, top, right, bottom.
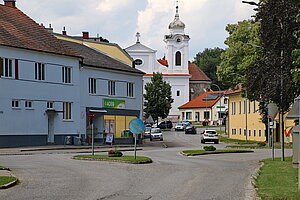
175, 51, 181, 66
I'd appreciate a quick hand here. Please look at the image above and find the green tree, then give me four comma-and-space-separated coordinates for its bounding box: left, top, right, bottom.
193, 48, 227, 90
217, 20, 261, 89
144, 73, 174, 123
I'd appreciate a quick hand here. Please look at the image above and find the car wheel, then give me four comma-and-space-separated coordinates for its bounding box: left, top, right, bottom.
201, 140, 204, 144
150, 137, 153, 141
160, 138, 163, 141
214, 140, 219, 144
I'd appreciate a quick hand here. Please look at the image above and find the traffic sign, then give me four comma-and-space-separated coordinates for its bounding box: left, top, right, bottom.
129, 118, 145, 135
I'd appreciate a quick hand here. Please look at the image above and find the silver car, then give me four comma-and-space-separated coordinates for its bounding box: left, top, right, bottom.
150, 128, 163, 141
200, 130, 219, 144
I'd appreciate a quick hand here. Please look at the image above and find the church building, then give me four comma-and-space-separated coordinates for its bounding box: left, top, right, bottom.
125, 5, 211, 121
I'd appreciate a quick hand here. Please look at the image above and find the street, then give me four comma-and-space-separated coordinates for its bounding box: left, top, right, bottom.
0, 130, 292, 200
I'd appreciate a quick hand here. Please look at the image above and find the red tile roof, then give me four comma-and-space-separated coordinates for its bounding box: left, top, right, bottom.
178, 90, 226, 109
188, 63, 211, 81
157, 59, 168, 66
0, 4, 81, 57
224, 84, 242, 96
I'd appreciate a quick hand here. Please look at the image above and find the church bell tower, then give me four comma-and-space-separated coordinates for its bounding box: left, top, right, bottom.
164, 2, 190, 74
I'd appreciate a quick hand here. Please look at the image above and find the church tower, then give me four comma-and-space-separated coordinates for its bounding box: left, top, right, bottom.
164, 3, 190, 74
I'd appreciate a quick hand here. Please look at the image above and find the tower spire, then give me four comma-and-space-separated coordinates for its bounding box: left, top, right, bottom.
175, 0, 179, 18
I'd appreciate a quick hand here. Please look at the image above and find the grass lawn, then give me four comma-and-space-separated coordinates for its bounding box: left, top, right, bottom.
219, 136, 257, 144
256, 157, 300, 200
74, 155, 152, 163
0, 176, 17, 186
182, 149, 253, 155
0, 166, 7, 169
226, 144, 293, 149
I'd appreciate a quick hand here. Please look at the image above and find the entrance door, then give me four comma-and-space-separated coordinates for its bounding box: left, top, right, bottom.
48, 115, 55, 143
195, 112, 200, 122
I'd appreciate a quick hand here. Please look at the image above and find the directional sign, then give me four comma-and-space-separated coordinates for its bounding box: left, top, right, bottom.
129, 118, 145, 135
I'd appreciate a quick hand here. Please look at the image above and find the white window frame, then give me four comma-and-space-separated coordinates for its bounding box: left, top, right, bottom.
25, 100, 33, 109
127, 82, 134, 97
62, 66, 72, 84
12, 100, 20, 109
89, 78, 97, 94
35, 63, 45, 81
108, 80, 116, 96
63, 102, 72, 120
47, 101, 54, 109
231, 102, 236, 115
3, 58, 13, 78
232, 129, 236, 135
186, 112, 192, 120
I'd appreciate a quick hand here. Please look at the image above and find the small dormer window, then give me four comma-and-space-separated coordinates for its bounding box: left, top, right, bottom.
176, 38, 181, 43
134, 59, 143, 66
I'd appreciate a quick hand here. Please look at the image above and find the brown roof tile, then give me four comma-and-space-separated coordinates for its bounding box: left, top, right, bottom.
188, 63, 211, 81
0, 4, 81, 57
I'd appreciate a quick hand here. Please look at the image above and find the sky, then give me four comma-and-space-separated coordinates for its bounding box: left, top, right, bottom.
16, 0, 255, 61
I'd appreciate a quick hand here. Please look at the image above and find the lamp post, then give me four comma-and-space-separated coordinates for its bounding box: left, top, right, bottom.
211, 84, 222, 134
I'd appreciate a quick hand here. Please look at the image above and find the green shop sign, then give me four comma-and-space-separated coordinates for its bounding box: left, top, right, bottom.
104, 99, 126, 109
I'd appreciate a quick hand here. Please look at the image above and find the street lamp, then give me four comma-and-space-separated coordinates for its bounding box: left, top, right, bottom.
211, 84, 222, 134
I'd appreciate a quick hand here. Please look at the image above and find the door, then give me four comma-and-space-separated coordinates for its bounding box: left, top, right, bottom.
195, 112, 200, 122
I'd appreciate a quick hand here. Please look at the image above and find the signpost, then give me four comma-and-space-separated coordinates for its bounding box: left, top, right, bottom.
129, 118, 145, 159
88, 114, 96, 155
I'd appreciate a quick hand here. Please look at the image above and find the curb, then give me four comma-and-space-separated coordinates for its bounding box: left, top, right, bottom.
0, 178, 18, 189
180, 150, 254, 156
72, 157, 153, 164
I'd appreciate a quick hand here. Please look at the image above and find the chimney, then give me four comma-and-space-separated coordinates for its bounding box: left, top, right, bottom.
46, 24, 53, 33
82, 32, 89, 39
62, 27, 67, 35
4, 0, 16, 7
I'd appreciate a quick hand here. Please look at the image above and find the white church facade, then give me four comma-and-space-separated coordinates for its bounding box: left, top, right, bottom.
125, 6, 211, 120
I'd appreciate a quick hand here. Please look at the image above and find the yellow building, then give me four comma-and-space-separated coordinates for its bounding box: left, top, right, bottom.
227, 89, 295, 142
53, 32, 133, 65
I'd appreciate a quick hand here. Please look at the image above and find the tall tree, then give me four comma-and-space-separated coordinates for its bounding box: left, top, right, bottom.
144, 73, 174, 123
193, 48, 227, 90
217, 20, 261, 89
245, 0, 300, 160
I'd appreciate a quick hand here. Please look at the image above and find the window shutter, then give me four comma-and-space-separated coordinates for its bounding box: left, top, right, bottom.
0, 57, 3, 77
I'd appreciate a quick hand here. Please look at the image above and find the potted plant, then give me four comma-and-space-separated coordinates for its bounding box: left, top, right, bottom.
107, 149, 123, 157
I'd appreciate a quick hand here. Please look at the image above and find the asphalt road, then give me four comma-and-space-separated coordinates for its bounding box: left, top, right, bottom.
0, 130, 292, 200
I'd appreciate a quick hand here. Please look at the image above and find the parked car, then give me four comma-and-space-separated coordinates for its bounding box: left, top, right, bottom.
200, 130, 219, 144
150, 128, 163, 141
143, 127, 152, 138
158, 121, 173, 129
182, 120, 192, 126
185, 126, 197, 134
174, 123, 186, 131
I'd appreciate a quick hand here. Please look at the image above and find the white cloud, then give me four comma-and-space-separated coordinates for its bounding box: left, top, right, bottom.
97, 0, 134, 12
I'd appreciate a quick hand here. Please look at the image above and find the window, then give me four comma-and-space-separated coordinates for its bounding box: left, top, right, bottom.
108, 81, 116, 96
175, 51, 181, 66
47, 101, 54, 109
253, 101, 256, 113
186, 112, 192, 120
182, 112, 185, 120
248, 100, 251, 113
25, 101, 33, 109
253, 130, 256, 137
177, 90, 180, 96
232, 129, 237, 135
259, 130, 262, 137
231, 102, 236, 115
239, 128, 242, 135
134, 59, 143, 66
3, 58, 13, 78
89, 78, 96, 94
12, 100, 20, 108
224, 98, 228, 104
204, 111, 210, 119
244, 129, 246, 136
62, 66, 72, 83
243, 100, 246, 114
63, 102, 72, 120
239, 101, 242, 114
127, 82, 134, 97
35, 63, 45, 80
249, 130, 251, 136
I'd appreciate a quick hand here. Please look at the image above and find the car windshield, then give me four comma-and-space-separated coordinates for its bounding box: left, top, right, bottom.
206, 131, 217, 134
151, 129, 161, 133
177, 123, 184, 126
145, 127, 151, 132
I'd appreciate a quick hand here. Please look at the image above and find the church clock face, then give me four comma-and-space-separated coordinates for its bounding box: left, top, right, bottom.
176, 38, 181, 43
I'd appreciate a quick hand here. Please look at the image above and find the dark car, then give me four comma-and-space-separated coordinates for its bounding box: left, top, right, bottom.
157, 121, 173, 129
185, 126, 197, 134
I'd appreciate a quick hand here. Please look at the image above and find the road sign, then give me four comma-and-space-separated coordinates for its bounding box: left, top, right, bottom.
129, 118, 145, 135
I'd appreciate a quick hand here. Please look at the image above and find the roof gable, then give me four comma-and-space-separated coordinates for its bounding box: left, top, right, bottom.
125, 42, 156, 53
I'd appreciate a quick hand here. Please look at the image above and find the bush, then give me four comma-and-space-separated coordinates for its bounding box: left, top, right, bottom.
107, 150, 123, 157
203, 146, 216, 151
258, 142, 267, 147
